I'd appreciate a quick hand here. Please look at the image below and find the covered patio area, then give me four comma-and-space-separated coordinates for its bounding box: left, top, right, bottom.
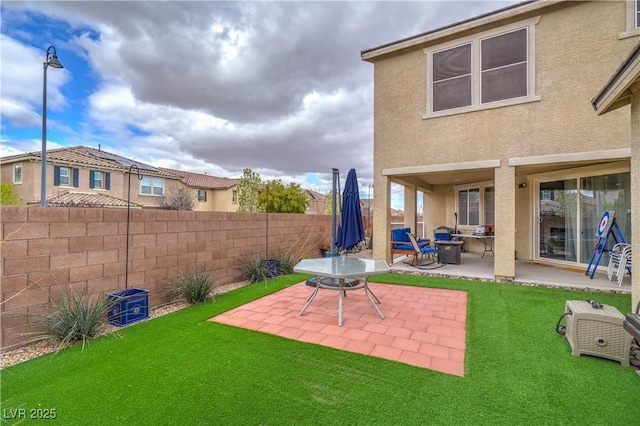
388, 252, 632, 294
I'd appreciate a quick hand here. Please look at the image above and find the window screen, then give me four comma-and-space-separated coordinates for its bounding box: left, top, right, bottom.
432, 43, 472, 112
481, 29, 528, 104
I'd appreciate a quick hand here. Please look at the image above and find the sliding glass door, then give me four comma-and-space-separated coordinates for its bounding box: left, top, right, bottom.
538, 171, 631, 265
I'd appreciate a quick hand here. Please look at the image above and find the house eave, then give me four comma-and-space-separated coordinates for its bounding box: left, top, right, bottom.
361, 0, 553, 62
592, 41, 640, 115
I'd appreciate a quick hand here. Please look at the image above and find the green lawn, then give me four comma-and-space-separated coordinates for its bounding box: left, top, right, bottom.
2, 273, 638, 425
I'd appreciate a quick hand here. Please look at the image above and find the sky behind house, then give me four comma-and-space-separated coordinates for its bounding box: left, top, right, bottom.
0, 0, 520, 207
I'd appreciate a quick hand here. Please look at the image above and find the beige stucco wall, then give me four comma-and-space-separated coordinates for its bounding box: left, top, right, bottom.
370, 1, 634, 273
631, 86, 640, 311
192, 188, 237, 212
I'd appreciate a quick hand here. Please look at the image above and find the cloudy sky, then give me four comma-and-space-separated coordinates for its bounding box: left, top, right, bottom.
1, 0, 519, 202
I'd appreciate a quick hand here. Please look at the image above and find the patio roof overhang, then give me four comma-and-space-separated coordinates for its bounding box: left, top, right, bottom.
383, 160, 499, 191
382, 150, 631, 191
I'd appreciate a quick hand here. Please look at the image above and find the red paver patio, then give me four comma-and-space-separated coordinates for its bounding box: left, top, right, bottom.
209, 282, 467, 376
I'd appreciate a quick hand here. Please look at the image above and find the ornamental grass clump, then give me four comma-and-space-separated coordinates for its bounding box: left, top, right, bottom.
172, 267, 216, 304
272, 250, 296, 275
237, 254, 270, 283
37, 287, 112, 348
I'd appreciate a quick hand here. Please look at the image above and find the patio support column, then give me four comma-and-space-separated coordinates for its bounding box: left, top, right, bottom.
373, 176, 393, 263
494, 164, 516, 280
630, 84, 640, 311
404, 186, 417, 235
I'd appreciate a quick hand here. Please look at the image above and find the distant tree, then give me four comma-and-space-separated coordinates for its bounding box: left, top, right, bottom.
158, 187, 196, 210
257, 180, 309, 214
324, 190, 340, 216
237, 168, 263, 212
0, 183, 21, 205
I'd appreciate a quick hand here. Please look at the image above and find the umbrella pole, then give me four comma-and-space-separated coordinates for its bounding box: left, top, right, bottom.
331, 168, 339, 256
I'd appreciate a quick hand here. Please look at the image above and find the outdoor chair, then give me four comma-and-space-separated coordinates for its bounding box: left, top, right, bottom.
390, 227, 430, 260
607, 243, 631, 286
617, 244, 632, 287
407, 233, 439, 266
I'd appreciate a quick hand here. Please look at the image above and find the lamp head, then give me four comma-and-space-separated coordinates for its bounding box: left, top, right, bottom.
45, 46, 63, 69
47, 53, 63, 69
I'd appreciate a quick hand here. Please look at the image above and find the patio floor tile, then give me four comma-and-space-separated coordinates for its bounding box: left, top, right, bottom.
209, 282, 467, 376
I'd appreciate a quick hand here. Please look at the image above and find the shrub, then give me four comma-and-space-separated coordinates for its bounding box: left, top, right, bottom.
36, 287, 112, 348
238, 254, 271, 283
272, 250, 297, 274
171, 267, 216, 304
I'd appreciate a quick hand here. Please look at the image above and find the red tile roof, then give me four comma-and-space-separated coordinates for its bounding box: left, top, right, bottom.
30, 191, 142, 208
158, 168, 237, 190
1, 146, 180, 178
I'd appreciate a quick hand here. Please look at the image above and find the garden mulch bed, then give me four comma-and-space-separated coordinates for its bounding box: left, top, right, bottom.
0, 281, 250, 369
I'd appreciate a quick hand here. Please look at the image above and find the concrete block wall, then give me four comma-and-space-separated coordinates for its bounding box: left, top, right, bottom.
0, 206, 330, 350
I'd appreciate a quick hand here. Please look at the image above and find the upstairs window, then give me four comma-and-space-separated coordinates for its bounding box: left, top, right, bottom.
480, 28, 528, 104
636, 0, 640, 28
54, 166, 79, 187
90, 171, 110, 190
432, 43, 472, 112
232, 190, 238, 204
13, 164, 22, 184
140, 176, 164, 196
425, 18, 538, 117
198, 189, 207, 202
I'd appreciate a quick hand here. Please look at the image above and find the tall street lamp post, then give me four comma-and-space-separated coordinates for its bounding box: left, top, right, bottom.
41, 46, 64, 206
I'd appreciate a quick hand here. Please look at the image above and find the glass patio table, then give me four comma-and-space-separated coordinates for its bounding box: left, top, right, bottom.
293, 257, 390, 326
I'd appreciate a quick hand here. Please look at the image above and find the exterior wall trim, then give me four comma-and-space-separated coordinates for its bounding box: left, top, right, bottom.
383, 160, 501, 176
508, 149, 631, 167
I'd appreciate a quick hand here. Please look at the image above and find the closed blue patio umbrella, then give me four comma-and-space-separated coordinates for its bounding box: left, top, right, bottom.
337, 168, 365, 252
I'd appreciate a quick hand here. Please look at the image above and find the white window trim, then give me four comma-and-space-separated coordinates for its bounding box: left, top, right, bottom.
59, 167, 71, 187
423, 16, 541, 119
92, 171, 104, 189
139, 176, 165, 197
13, 163, 23, 184
454, 180, 495, 228
620, 0, 640, 39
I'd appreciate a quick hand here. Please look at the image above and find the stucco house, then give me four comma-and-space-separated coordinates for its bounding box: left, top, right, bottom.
0, 146, 238, 212
159, 168, 238, 212
361, 0, 638, 308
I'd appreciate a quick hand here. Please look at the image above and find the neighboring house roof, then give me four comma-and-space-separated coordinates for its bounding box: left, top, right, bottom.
361, 0, 539, 61
29, 191, 142, 208
305, 189, 327, 203
592, 40, 640, 115
0, 146, 180, 178
158, 167, 238, 190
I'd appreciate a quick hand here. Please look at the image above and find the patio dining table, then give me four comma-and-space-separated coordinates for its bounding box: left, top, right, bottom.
293, 257, 390, 326
452, 233, 495, 258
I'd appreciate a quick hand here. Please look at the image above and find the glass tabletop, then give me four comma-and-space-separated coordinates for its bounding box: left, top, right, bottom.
293, 257, 390, 278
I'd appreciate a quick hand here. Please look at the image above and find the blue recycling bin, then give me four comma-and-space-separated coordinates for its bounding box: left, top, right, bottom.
107, 288, 149, 326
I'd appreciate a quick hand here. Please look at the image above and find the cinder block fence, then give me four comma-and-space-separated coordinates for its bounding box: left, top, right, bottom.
0, 206, 330, 350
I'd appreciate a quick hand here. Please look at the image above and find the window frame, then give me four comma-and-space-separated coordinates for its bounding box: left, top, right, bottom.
198, 189, 207, 202
58, 167, 71, 186
455, 182, 495, 228
140, 176, 165, 196
621, 1, 640, 38
232, 190, 238, 204
92, 171, 103, 189
13, 164, 22, 184
424, 16, 540, 118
